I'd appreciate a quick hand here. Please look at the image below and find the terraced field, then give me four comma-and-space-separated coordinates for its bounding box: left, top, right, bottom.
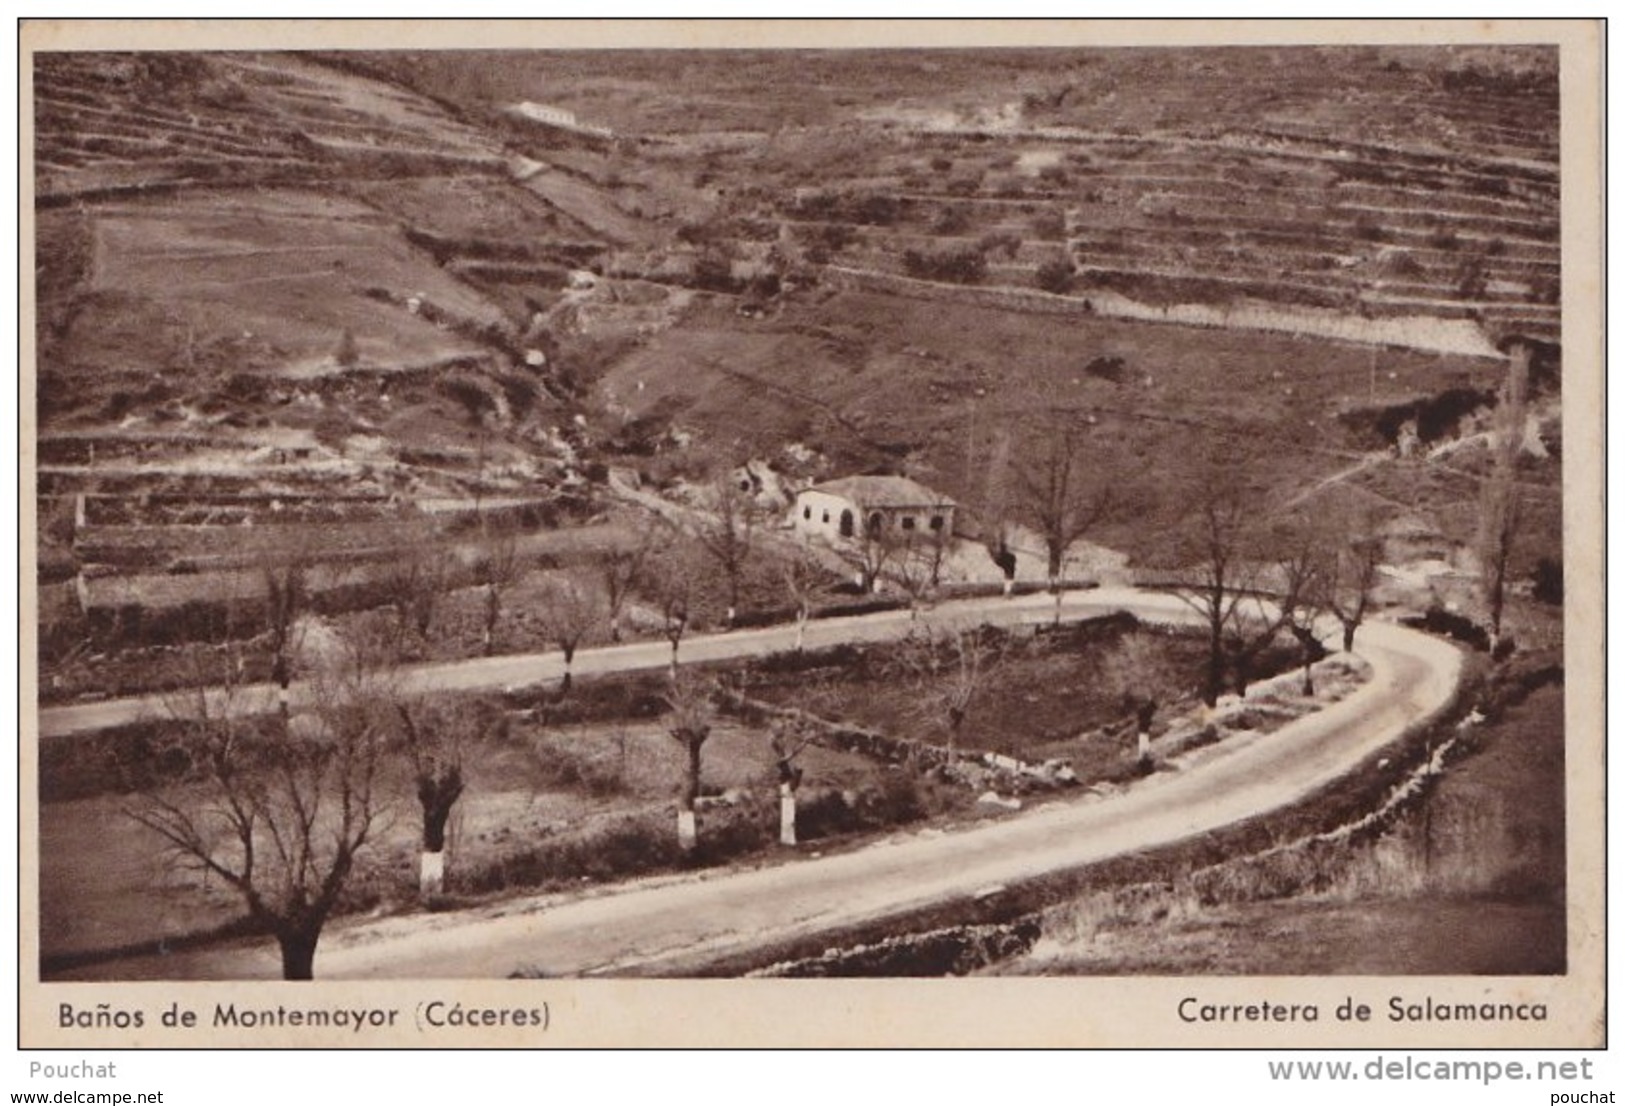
32, 44, 1563, 706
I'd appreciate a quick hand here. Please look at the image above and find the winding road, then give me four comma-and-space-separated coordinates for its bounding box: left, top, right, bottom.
43, 589, 1462, 981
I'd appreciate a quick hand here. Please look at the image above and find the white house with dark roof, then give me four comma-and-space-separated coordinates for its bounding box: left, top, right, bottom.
791, 475, 955, 544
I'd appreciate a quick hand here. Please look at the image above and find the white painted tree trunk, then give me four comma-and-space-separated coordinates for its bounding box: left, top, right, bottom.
677, 809, 697, 853
1003, 578, 1014, 597
794, 615, 807, 651
779, 784, 797, 846
1137, 729, 1150, 761
419, 850, 445, 897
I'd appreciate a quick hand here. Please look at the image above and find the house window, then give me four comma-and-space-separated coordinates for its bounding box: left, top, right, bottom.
804, 506, 812, 520
901, 515, 916, 530
839, 509, 853, 537
929, 515, 944, 531
868, 512, 884, 533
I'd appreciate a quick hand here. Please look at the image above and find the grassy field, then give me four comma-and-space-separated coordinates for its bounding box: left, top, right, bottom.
38, 712, 883, 966
83, 190, 499, 374
995, 667, 1565, 975
596, 286, 1513, 562
744, 622, 1211, 764
40, 613, 1240, 968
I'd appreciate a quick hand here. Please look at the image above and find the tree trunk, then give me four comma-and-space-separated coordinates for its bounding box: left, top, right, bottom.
1342, 621, 1357, 653
483, 585, 499, 657
419, 850, 446, 898
1133, 697, 1156, 763
779, 782, 798, 846
418, 775, 462, 898
273, 655, 291, 724
609, 613, 623, 643
277, 926, 321, 981
794, 611, 807, 652
1203, 630, 1224, 709
678, 741, 701, 853
1301, 659, 1315, 697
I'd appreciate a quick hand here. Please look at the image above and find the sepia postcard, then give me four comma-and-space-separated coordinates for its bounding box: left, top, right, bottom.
18, 18, 1604, 1049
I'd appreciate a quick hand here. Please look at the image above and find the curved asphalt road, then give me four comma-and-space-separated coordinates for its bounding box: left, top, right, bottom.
48, 589, 1462, 981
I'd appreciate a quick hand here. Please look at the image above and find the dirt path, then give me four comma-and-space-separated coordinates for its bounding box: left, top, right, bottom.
50, 598, 1462, 981
39, 589, 1155, 738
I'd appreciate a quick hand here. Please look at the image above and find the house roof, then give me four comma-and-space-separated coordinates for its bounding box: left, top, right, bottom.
804, 475, 955, 509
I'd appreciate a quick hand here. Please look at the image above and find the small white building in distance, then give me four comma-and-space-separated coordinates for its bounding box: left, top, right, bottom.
792, 475, 955, 543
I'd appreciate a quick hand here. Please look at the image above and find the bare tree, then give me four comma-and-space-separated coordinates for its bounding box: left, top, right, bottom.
334, 328, 360, 368
896, 622, 997, 754
1478, 341, 1531, 653
1479, 486, 1522, 655
1012, 414, 1116, 597
769, 716, 816, 846
969, 421, 1019, 596
779, 549, 826, 652
261, 556, 308, 723
641, 538, 697, 677
843, 515, 901, 594
475, 526, 522, 658
662, 672, 715, 854
128, 638, 390, 980
1324, 530, 1383, 654
394, 696, 490, 899
1101, 633, 1165, 765
1168, 490, 1255, 709
535, 570, 607, 694
890, 530, 940, 618
385, 547, 452, 650
692, 471, 756, 626
599, 527, 654, 644
1276, 538, 1328, 696
1224, 536, 1315, 699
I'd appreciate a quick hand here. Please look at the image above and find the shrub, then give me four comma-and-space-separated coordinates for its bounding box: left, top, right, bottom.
528, 734, 628, 798
1403, 607, 1490, 651
1083, 355, 1127, 383
1035, 258, 1075, 294
979, 231, 1023, 260
1353, 216, 1387, 242
932, 205, 972, 235
847, 191, 901, 227
902, 247, 987, 285
1031, 209, 1067, 241
1427, 225, 1462, 250
1454, 256, 1488, 299
692, 250, 739, 293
